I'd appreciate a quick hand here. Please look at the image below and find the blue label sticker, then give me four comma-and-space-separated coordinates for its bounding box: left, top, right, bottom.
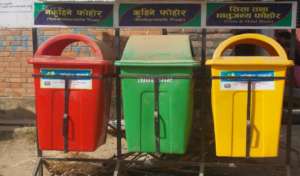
220, 70, 275, 90
40, 69, 92, 89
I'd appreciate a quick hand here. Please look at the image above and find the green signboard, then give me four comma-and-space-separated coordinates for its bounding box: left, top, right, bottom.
32, 1, 297, 29
34, 2, 114, 27
118, 3, 202, 28
205, 2, 297, 29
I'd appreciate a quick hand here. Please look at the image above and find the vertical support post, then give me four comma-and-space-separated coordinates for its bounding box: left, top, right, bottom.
114, 28, 122, 176
285, 29, 296, 176
115, 28, 122, 158
246, 79, 252, 159
32, 158, 43, 176
32, 28, 38, 54
154, 78, 160, 154
199, 28, 207, 176
201, 29, 207, 66
32, 27, 43, 176
63, 79, 70, 153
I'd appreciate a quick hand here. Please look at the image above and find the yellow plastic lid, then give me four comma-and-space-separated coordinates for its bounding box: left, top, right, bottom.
206, 33, 294, 67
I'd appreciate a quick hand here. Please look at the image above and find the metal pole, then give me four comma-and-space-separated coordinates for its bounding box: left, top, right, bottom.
32, 28, 38, 54
201, 29, 207, 66
114, 28, 122, 176
63, 79, 70, 153
154, 78, 160, 154
246, 79, 252, 159
199, 28, 207, 176
115, 28, 122, 158
285, 28, 296, 176
32, 27, 43, 176
162, 29, 168, 35
32, 158, 43, 176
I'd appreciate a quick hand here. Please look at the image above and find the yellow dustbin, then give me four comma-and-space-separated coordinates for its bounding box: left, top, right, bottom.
206, 33, 294, 157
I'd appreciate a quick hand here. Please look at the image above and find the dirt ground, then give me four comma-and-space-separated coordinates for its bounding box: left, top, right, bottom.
0, 126, 299, 176
0, 127, 126, 176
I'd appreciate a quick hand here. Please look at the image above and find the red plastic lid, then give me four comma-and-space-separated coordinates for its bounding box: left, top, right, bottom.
28, 34, 110, 66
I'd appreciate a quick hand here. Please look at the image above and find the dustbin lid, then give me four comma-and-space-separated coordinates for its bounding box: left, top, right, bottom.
28, 34, 114, 66
115, 35, 199, 67
206, 33, 294, 67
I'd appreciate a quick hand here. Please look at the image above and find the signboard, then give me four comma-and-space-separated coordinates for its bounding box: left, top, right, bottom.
0, 0, 33, 27
0, 1, 295, 29
118, 3, 201, 28
220, 71, 275, 90
205, 2, 297, 29
34, 2, 114, 27
40, 69, 92, 90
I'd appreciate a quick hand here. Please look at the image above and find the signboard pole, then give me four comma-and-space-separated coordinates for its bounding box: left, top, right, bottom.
32, 28, 38, 54
31, 26, 44, 176
114, 27, 122, 176
285, 28, 296, 176
199, 28, 207, 176
162, 29, 168, 35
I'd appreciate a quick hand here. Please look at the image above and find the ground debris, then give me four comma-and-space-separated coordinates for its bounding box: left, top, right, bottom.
44, 153, 115, 176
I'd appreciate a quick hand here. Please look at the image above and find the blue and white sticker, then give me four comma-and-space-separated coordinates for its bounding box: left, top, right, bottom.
40, 69, 92, 90
220, 71, 275, 90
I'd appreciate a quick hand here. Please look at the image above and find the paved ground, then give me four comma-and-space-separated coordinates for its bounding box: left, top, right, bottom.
0, 126, 299, 176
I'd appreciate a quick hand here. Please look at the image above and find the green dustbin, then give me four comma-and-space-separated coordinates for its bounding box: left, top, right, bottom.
115, 35, 199, 154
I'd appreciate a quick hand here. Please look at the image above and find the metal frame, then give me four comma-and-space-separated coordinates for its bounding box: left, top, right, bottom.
30, 5, 296, 176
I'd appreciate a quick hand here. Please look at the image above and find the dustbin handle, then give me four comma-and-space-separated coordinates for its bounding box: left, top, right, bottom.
34, 34, 104, 58
212, 33, 288, 59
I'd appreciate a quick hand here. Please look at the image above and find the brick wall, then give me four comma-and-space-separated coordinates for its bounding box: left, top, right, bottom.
0, 28, 232, 119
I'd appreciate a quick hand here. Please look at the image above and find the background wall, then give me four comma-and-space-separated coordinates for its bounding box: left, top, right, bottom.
0, 28, 231, 120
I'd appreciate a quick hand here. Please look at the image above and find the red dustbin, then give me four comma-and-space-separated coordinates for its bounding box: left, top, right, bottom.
28, 34, 114, 152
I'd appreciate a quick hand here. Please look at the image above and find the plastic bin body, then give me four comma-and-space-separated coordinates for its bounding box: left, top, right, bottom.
206, 34, 293, 157
28, 34, 113, 151
116, 35, 199, 154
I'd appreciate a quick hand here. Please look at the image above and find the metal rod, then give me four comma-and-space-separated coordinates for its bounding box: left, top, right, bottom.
119, 74, 193, 79
162, 29, 168, 35
246, 79, 252, 159
44, 157, 114, 163
32, 158, 43, 176
115, 28, 122, 158
63, 79, 70, 153
199, 162, 205, 176
32, 28, 38, 54
212, 76, 286, 80
154, 78, 160, 154
31, 27, 43, 159
38, 163, 43, 176
199, 28, 207, 176
113, 160, 121, 176
114, 28, 122, 176
285, 28, 296, 176
201, 29, 207, 66
119, 159, 287, 168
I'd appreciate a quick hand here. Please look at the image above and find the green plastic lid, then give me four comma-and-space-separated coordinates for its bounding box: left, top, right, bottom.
115, 35, 199, 67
